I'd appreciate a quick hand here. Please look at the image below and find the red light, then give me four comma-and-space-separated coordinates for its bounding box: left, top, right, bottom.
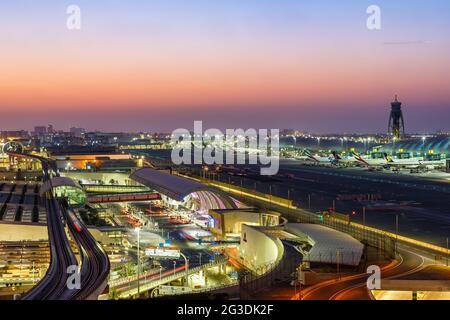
74, 222, 82, 233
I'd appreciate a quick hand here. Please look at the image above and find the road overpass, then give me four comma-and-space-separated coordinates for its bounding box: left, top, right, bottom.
87, 192, 161, 204
110, 256, 228, 299
82, 184, 150, 193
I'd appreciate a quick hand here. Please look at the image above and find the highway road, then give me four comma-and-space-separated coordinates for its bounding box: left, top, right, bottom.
296, 244, 437, 300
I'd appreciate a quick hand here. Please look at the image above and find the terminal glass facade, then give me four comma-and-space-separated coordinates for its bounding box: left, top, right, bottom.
54, 186, 87, 205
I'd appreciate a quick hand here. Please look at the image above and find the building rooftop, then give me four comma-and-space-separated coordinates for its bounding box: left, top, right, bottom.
286, 223, 364, 266
40, 177, 83, 196
380, 136, 450, 155
130, 168, 238, 209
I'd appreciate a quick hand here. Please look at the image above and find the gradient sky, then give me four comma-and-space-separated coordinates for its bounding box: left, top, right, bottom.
1, 0, 450, 133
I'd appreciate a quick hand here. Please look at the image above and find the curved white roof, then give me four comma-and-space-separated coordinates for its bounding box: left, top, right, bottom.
130, 168, 238, 209
286, 223, 364, 266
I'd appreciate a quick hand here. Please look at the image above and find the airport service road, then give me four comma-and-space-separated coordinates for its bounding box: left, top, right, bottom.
224, 160, 450, 246
297, 243, 438, 300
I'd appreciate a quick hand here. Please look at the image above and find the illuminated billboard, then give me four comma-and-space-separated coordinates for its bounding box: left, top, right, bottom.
145, 246, 181, 259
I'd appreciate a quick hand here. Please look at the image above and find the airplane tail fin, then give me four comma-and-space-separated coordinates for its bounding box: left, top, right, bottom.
303, 149, 317, 162
384, 153, 394, 162
332, 151, 341, 160
351, 150, 359, 158
351, 151, 370, 166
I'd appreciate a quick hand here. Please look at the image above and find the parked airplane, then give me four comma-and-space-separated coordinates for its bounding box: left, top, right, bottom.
351, 151, 387, 167
301, 149, 336, 164
384, 153, 446, 169
331, 151, 358, 165
354, 151, 445, 170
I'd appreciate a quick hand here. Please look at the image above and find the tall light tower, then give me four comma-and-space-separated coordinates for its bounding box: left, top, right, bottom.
388, 95, 405, 141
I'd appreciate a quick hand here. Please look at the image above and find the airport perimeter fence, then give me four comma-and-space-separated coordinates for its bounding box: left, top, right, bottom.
220, 190, 398, 259
279, 208, 397, 260
193, 175, 449, 260
238, 243, 302, 299
320, 215, 396, 260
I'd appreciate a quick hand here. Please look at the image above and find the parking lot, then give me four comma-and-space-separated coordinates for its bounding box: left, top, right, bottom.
0, 182, 46, 224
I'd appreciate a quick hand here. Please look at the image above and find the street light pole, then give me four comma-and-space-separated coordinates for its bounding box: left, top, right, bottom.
293, 276, 297, 297
186, 258, 190, 286
395, 215, 399, 258
32, 261, 35, 283
298, 266, 303, 300
447, 237, 449, 267
135, 227, 141, 297
287, 189, 291, 209
337, 248, 342, 280
180, 252, 189, 285
269, 185, 272, 207
422, 136, 426, 156
363, 207, 366, 240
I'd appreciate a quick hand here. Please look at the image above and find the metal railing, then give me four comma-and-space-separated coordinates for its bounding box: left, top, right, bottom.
0, 277, 41, 285
156, 280, 240, 298
115, 256, 228, 298
197, 177, 449, 259
82, 184, 150, 193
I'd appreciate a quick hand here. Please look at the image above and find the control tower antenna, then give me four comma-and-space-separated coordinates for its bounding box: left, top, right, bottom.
388, 95, 405, 140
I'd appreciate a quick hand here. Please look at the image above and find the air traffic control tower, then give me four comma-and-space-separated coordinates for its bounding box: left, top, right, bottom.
388, 95, 405, 140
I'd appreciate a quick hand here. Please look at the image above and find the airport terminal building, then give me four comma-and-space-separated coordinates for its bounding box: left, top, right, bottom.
379, 136, 450, 158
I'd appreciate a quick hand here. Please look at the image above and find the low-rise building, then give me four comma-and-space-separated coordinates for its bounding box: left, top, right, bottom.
208, 208, 280, 238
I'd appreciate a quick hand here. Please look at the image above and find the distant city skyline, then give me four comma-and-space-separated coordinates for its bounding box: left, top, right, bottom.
2, 121, 449, 136
1, 0, 450, 133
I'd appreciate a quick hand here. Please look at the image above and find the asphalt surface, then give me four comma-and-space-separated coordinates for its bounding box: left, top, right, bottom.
298, 244, 430, 300
220, 160, 450, 246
